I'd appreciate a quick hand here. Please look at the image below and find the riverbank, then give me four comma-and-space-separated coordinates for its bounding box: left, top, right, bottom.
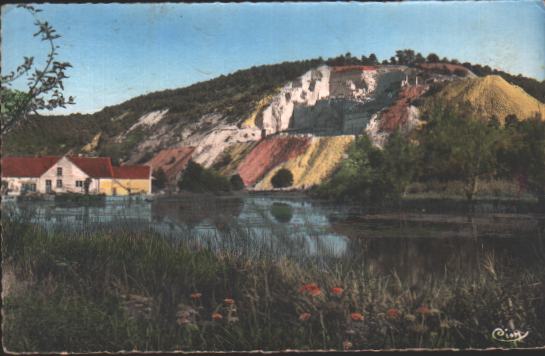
3, 216, 545, 352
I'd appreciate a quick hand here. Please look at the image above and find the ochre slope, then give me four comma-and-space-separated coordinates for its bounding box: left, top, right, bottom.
430, 75, 545, 122
237, 136, 312, 186
255, 136, 354, 190
146, 146, 195, 182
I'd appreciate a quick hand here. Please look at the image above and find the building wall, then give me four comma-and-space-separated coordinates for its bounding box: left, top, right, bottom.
40, 157, 99, 194
99, 179, 150, 196
2, 177, 40, 196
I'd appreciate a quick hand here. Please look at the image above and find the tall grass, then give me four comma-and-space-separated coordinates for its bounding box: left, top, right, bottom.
2, 214, 545, 352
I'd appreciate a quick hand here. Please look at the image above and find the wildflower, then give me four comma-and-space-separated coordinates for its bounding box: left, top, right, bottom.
351, 312, 364, 321
224, 298, 235, 305
416, 305, 431, 316
190, 292, 202, 300
299, 283, 322, 297
331, 287, 344, 296
386, 308, 400, 319
343, 340, 353, 350
299, 283, 319, 293
299, 312, 311, 321
404, 314, 416, 322
211, 312, 223, 321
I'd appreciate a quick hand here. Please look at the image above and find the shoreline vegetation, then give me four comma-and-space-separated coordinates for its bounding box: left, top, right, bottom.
3, 215, 545, 352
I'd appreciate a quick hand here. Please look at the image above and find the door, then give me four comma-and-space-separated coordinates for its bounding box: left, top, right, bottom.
45, 180, 52, 193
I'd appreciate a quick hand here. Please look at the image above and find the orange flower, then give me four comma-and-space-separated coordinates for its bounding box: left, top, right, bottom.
343, 340, 353, 350
386, 308, 400, 319
351, 312, 364, 321
224, 298, 235, 305
190, 292, 202, 300
299, 312, 311, 321
211, 312, 223, 321
299, 283, 322, 297
331, 287, 344, 296
416, 305, 431, 315
299, 283, 319, 294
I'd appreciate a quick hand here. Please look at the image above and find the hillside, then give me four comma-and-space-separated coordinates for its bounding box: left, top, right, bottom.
427, 75, 545, 122
3, 53, 545, 191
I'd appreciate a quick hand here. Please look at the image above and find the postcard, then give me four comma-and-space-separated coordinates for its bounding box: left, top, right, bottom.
2, 1, 544, 353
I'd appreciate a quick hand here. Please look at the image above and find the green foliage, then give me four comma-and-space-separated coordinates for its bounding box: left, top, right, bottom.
153, 168, 168, 191
3, 216, 545, 351
229, 174, 245, 191
496, 115, 545, 199
1, 5, 74, 135
178, 160, 231, 193
418, 105, 502, 201
271, 169, 294, 188
317, 134, 418, 204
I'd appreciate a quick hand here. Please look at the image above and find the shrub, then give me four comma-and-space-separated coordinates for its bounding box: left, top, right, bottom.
178, 160, 231, 193
271, 169, 294, 188
229, 174, 245, 191
152, 168, 167, 191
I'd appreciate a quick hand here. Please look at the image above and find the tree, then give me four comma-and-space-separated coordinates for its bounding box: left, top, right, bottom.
1, 4, 74, 135
395, 49, 417, 66
178, 160, 231, 193
152, 168, 167, 191
271, 169, 294, 188
418, 106, 501, 202
83, 178, 92, 195
426, 53, 440, 63
380, 131, 418, 200
230, 174, 245, 191
497, 115, 545, 203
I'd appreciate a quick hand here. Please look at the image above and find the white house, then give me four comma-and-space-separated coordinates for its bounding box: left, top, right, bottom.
1, 155, 150, 196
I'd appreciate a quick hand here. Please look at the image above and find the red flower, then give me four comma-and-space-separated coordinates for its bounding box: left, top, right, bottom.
386, 308, 400, 319
211, 312, 223, 321
190, 292, 202, 300
299, 312, 311, 321
224, 298, 235, 305
331, 287, 344, 296
416, 305, 431, 315
299, 283, 319, 293
351, 312, 364, 321
299, 283, 322, 297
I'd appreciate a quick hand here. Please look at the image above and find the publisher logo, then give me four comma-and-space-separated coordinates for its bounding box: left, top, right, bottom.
492, 327, 529, 343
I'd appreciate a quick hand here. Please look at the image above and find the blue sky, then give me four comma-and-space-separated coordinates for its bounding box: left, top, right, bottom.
2, 1, 545, 114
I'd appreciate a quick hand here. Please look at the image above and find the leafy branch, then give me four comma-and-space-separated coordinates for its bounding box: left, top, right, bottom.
1, 4, 75, 135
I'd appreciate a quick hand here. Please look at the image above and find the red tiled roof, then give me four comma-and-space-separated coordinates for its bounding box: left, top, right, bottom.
1, 156, 61, 177
113, 165, 150, 179
67, 156, 114, 178
331, 65, 377, 73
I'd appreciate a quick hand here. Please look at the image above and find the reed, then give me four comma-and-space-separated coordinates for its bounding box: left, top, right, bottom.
3, 215, 545, 352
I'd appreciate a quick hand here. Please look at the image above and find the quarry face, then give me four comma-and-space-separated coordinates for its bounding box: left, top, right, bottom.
260, 65, 420, 136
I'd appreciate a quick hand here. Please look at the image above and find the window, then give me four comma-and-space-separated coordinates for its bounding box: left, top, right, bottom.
23, 183, 36, 192
75, 180, 83, 187
56, 179, 63, 188
57, 167, 63, 176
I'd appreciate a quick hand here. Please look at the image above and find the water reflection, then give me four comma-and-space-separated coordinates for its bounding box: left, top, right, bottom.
2, 195, 544, 278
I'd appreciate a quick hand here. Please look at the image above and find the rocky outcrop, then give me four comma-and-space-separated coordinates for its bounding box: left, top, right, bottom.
255, 136, 355, 190
146, 146, 195, 183
236, 136, 312, 186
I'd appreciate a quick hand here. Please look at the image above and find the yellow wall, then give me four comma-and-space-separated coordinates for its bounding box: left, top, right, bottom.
99, 179, 150, 196
255, 135, 355, 190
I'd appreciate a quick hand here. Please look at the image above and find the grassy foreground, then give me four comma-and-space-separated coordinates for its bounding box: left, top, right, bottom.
2, 216, 545, 352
